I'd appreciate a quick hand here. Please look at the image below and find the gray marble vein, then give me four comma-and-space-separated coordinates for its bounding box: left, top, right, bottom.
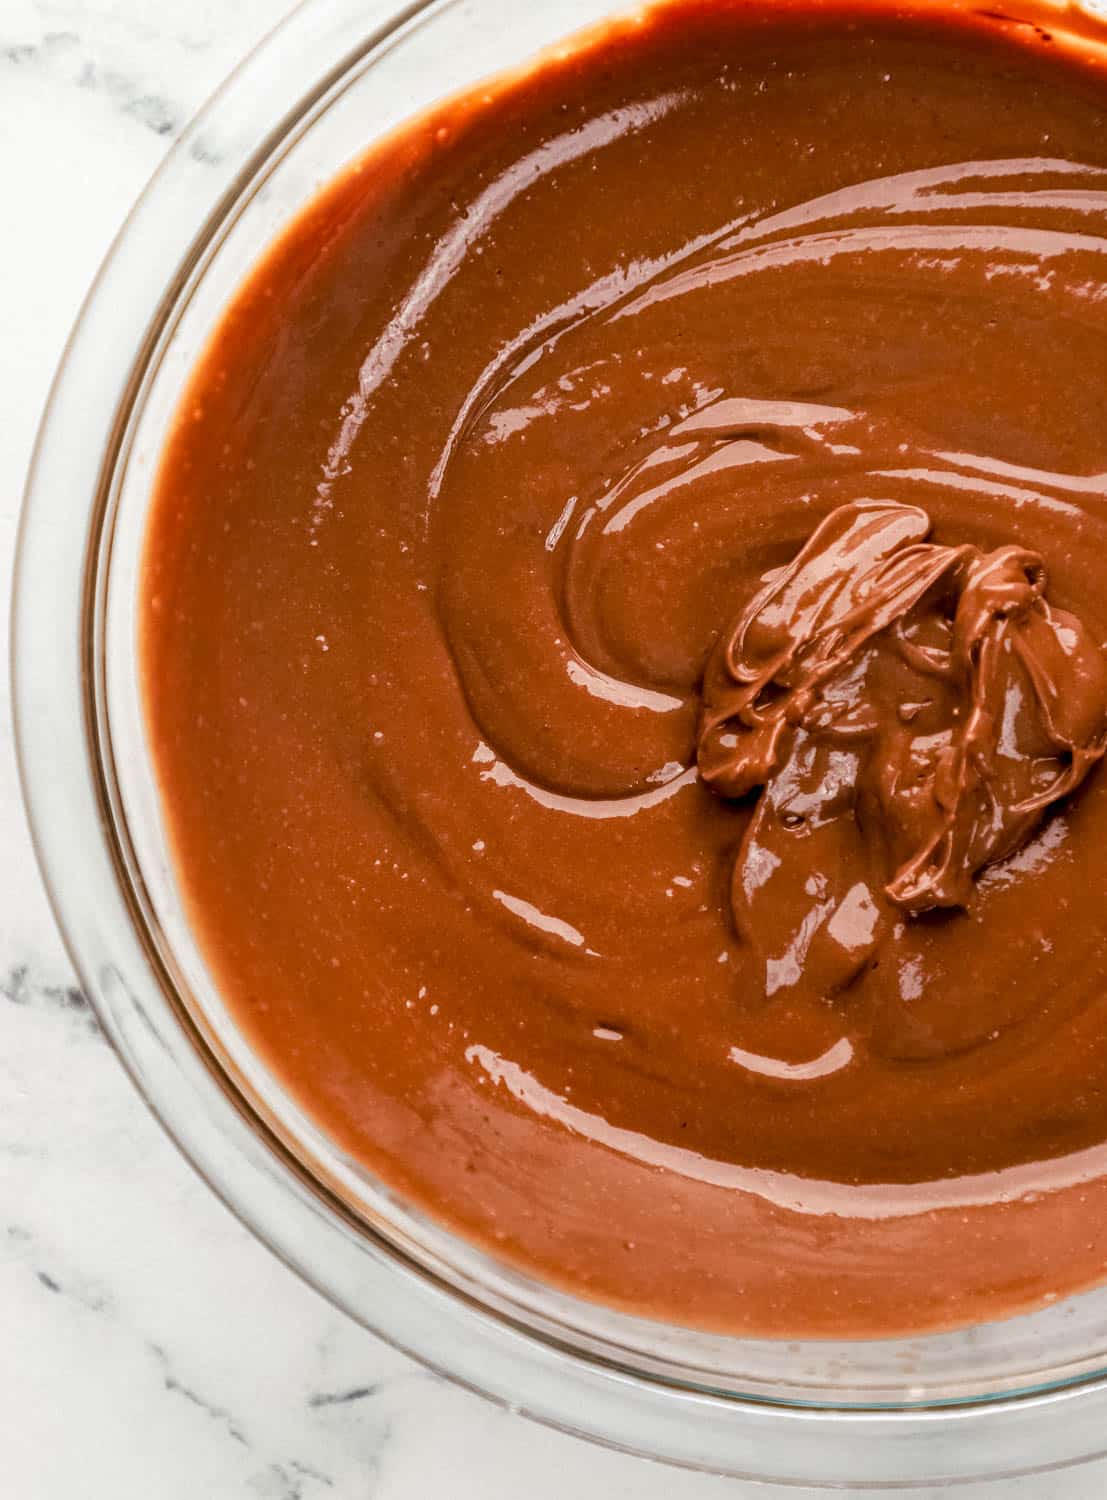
1, 28, 182, 135
1, 963, 97, 1034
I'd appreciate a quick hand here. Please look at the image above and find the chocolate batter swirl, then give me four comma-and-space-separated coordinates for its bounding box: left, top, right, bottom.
699, 500, 1107, 997
429, 136, 1107, 1064
144, 1, 1107, 1335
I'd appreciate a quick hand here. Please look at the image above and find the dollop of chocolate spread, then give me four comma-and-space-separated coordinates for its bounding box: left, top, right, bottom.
699, 500, 1107, 996
143, 0, 1107, 1336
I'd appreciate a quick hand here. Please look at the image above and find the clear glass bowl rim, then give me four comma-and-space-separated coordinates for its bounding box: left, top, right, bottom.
15, 0, 1107, 1484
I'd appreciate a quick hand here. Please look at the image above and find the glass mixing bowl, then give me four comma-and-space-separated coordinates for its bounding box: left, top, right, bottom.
15, 0, 1107, 1484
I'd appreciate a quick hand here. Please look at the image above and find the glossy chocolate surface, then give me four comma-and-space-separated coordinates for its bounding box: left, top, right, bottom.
143, 0, 1107, 1334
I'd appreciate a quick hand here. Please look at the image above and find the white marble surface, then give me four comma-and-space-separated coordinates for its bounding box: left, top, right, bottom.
3, 2, 1107, 1495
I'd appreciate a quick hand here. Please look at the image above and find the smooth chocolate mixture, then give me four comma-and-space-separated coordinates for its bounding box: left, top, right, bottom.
144, 0, 1107, 1335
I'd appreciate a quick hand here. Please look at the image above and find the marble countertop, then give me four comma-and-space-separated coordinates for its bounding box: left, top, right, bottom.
3, 3, 1107, 1495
